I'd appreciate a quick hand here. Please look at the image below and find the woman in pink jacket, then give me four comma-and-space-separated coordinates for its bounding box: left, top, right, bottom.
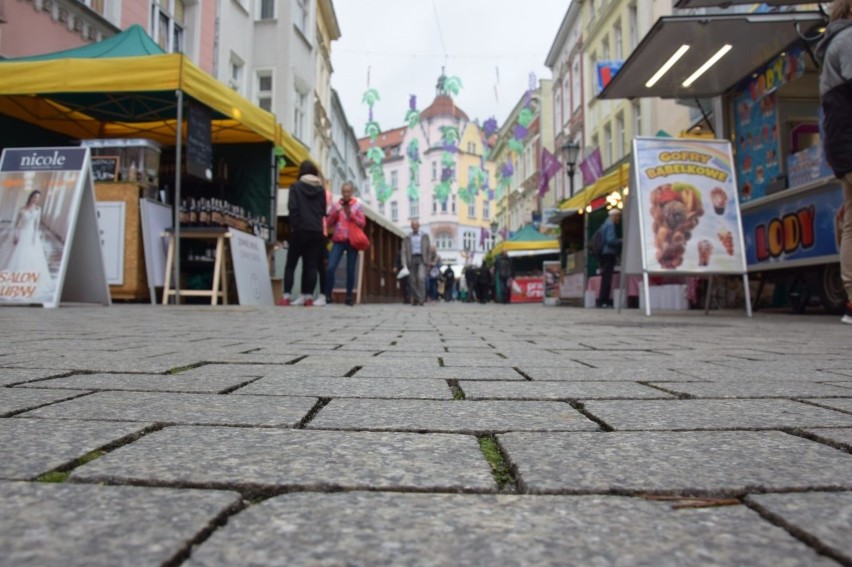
325, 182, 366, 306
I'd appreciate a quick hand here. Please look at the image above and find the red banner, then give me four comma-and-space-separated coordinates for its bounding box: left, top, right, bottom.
510, 276, 544, 303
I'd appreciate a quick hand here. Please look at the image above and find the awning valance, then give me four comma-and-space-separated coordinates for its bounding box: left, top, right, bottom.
598, 12, 825, 101
558, 163, 630, 214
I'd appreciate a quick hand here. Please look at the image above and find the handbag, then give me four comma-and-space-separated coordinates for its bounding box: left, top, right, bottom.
397, 266, 410, 279
349, 222, 370, 251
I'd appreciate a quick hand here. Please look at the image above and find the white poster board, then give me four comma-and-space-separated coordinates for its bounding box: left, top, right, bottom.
624, 137, 750, 316
229, 229, 274, 305
95, 202, 126, 285
139, 198, 172, 302
0, 147, 110, 308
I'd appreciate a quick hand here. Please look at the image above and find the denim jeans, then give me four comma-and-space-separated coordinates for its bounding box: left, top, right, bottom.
326, 240, 357, 300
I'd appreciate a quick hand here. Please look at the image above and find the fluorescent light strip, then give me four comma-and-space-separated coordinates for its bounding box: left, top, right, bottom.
645, 45, 690, 88
682, 44, 732, 88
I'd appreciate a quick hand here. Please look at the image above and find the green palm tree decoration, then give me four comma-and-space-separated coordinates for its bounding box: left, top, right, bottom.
366, 147, 384, 165
434, 181, 451, 204
517, 108, 534, 128
362, 88, 380, 106
442, 76, 463, 96
508, 139, 524, 154
365, 121, 381, 142
405, 108, 420, 128
441, 152, 454, 168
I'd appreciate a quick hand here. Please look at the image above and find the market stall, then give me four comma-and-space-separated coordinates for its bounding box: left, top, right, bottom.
0, 25, 310, 303
492, 225, 560, 303
599, 8, 839, 313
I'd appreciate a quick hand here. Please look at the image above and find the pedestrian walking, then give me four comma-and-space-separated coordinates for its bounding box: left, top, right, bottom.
426, 246, 441, 302
494, 250, 513, 304
464, 265, 478, 303
325, 181, 365, 306
443, 265, 455, 301
401, 219, 430, 306
278, 161, 326, 307
476, 265, 492, 303
817, 0, 852, 324
596, 209, 622, 308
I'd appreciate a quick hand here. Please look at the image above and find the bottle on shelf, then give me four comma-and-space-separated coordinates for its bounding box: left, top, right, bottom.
188, 197, 198, 226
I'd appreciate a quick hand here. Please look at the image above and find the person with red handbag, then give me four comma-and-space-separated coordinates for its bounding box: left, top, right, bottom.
325, 181, 367, 306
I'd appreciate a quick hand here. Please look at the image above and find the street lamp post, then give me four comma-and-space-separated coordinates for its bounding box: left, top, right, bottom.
561, 141, 581, 198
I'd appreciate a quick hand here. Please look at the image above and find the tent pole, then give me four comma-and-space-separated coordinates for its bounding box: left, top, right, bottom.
174, 88, 184, 303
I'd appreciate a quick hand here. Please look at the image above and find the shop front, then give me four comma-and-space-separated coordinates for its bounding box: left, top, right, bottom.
491, 225, 560, 303
599, 8, 839, 312
0, 25, 311, 305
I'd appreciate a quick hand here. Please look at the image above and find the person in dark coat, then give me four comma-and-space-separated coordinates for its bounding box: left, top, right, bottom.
476, 265, 492, 304
464, 265, 478, 303
443, 265, 455, 301
596, 209, 622, 308
817, 0, 852, 324
278, 160, 327, 307
494, 251, 513, 304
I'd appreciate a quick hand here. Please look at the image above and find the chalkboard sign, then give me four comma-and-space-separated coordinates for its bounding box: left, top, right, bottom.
91, 156, 119, 182
186, 102, 213, 180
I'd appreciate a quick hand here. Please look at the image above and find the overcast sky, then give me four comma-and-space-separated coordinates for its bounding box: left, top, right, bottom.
330, 0, 570, 136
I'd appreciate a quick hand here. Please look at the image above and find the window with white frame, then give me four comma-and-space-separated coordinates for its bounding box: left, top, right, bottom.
555, 88, 562, 129
229, 54, 244, 93
604, 124, 613, 166
616, 113, 625, 160
432, 197, 437, 214
633, 100, 642, 136
431, 161, 437, 181
467, 142, 476, 153
81, 0, 106, 15
294, 0, 309, 35
615, 21, 623, 60
467, 202, 476, 219
572, 59, 581, 113
436, 233, 453, 250
451, 194, 456, 214
463, 231, 476, 251
409, 197, 419, 218
602, 35, 610, 61
441, 199, 448, 213
483, 200, 490, 220
629, 4, 638, 50
255, 70, 273, 112
391, 201, 398, 222
589, 0, 596, 20
151, 0, 184, 53
258, 0, 275, 20
293, 85, 307, 140
391, 170, 398, 188
379, 202, 385, 216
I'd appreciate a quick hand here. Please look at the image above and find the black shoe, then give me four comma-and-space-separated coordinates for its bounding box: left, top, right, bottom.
345, 296, 354, 306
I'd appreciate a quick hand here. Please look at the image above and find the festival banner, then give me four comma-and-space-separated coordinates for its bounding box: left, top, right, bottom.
629, 137, 747, 274
0, 147, 110, 307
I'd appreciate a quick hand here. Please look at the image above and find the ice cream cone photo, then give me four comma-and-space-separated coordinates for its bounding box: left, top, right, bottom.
649, 182, 705, 269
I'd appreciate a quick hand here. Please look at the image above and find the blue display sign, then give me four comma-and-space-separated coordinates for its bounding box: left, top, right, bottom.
741, 182, 843, 267
787, 145, 834, 189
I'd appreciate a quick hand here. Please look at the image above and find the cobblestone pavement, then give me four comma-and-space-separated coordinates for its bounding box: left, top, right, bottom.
1, 303, 851, 566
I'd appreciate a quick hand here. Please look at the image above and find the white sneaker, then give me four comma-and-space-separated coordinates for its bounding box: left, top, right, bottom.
291, 295, 305, 306
314, 295, 327, 306
842, 314, 852, 325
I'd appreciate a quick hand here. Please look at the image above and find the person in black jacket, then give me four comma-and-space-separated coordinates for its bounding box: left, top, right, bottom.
278, 160, 327, 307
817, 0, 852, 324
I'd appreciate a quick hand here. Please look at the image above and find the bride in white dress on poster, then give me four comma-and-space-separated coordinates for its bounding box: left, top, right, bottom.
4, 190, 54, 295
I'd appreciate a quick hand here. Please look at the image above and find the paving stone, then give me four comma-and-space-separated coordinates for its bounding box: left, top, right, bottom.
583, 399, 852, 430
460, 380, 673, 400
747, 492, 852, 563
233, 376, 452, 399
649, 380, 852, 399
13, 372, 257, 394
0, 418, 152, 479
0, 481, 240, 567
22, 391, 316, 427
355, 366, 525, 380
679, 367, 839, 381
71, 426, 494, 491
184, 492, 835, 567
0, 369, 68, 387
499, 431, 852, 494
0, 389, 88, 417
308, 399, 598, 433
803, 428, 852, 449
823, 381, 852, 390
518, 367, 698, 382
804, 398, 852, 414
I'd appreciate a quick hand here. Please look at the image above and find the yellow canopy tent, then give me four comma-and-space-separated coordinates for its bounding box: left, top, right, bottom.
559, 163, 630, 215
492, 225, 560, 257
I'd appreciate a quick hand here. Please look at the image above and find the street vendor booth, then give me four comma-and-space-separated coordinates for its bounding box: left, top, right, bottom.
599, 7, 842, 313
0, 25, 309, 305
274, 192, 406, 304
492, 225, 559, 303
